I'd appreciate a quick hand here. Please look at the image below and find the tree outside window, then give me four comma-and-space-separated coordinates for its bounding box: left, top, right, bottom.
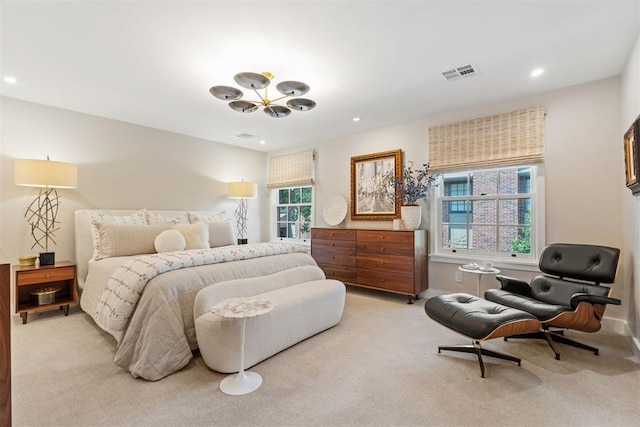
277, 186, 313, 239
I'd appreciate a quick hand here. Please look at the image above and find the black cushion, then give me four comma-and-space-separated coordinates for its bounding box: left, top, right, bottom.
539, 244, 620, 284
485, 288, 568, 321
425, 293, 538, 340
486, 275, 613, 321
529, 276, 611, 305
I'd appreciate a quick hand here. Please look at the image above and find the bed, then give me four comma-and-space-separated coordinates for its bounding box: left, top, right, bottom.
74, 209, 316, 381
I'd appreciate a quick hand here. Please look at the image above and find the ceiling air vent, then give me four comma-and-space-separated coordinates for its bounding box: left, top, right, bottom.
442, 63, 479, 81
236, 133, 258, 139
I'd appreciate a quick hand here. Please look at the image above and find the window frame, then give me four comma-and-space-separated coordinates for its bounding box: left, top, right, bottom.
269, 185, 314, 244
430, 164, 545, 270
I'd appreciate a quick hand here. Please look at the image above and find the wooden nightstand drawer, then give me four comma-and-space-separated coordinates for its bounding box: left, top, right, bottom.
16, 266, 75, 286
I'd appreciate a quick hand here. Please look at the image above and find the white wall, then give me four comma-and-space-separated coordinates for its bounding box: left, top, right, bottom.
621, 31, 640, 351
1, 72, 633, 336
303, 77, 626, 324
0, 97, 267, 265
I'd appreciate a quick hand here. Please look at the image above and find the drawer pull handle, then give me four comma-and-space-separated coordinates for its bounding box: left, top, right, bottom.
46, 274, 51, 278
381, 247, 385, 251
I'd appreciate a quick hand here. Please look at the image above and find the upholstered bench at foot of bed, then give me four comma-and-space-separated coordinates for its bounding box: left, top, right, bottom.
424, 293, 541, 378
195, 278, 346, 374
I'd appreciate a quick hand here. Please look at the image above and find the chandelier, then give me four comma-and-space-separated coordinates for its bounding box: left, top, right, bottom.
209, 72, 316, 118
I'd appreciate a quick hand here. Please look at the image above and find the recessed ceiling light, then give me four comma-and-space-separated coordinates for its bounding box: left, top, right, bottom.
259, 140, 266, 145
352, 117, 361, 122
3, 76, 17, 84
530, 68, 544, 78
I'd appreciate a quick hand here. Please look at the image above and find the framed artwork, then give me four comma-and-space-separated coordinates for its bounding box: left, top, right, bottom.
350, 149, 401, 220
624, 115, 640, 195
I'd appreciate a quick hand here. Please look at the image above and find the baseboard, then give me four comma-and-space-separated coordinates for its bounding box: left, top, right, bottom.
602, 316, 640, 363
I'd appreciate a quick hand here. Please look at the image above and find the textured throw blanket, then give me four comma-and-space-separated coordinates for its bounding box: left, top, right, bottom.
95, 242, 309, 332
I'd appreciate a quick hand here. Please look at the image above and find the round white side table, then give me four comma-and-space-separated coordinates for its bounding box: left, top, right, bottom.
211, 297, 273, 395
458, 266, 501, 296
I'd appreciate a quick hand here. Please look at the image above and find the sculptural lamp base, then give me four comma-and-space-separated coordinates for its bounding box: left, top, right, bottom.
401, 206, 422, 231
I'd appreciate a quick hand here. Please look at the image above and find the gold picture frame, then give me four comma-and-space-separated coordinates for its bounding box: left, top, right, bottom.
350, 149, 402, 220
624, 115, 640, 195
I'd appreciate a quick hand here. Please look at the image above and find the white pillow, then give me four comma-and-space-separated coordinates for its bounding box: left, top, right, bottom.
147, 211, 189, 225
173, 223, 210, 250
88, 210, 148, 259
187, 211, 226, 224
208, 219, 236, 247
94, 223, 172, 260
154, 230, 187, 253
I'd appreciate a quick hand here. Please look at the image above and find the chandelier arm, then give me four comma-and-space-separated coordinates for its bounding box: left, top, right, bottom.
251, 88, 267, 103
266, 105, 277, 116
268, 94, 292, 103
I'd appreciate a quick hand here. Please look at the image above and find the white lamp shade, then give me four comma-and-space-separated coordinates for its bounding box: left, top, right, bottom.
227, 181, 257, 199
14, 159, 78, 189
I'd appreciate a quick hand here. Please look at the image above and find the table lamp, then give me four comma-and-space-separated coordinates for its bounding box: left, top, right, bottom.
14, 157, 78, 265
227, 181, 257, 245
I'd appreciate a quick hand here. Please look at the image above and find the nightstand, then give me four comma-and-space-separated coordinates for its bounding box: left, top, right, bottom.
14, 261, 77, 324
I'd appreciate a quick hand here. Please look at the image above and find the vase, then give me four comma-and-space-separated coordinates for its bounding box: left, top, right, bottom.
401, 205, 421, 230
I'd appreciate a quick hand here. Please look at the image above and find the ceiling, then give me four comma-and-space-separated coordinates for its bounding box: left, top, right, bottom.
1, 1, 639, 152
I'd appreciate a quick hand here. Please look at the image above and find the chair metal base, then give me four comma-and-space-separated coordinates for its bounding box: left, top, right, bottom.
504, 329, 599, 360
438, 340, 521, 378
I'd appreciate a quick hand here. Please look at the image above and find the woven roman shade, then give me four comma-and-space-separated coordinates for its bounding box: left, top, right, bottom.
267, 150, 315, 188
428, 107, 546, 172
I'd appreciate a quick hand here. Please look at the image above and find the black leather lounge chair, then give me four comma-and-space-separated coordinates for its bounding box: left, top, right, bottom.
484, 243, 621, 360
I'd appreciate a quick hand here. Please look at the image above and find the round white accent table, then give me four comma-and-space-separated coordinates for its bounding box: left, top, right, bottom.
458, 266, 501, 296
210, 297, 273, 395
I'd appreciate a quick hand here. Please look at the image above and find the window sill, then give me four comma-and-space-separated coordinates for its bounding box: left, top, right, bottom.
270, 238, 311, 247
429, 253, 540, 272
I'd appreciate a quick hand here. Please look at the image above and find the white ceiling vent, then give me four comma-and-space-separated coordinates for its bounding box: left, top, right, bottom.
442, 63, 479, 81
236, 133, 258, 139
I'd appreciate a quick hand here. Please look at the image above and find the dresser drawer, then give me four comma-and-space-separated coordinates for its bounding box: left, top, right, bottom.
356, 230, 414, 257
356, 253, 414, 274
16, 266, 76, 286
318, 265, 357, 284
312, 228, 356, 241
356, 269, 414, 294
311, 240, 356, 268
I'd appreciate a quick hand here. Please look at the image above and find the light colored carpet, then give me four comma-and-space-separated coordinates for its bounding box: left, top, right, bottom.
11, 287, 640, 427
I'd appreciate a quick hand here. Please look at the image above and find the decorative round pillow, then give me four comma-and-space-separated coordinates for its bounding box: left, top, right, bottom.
154, 229, 187, 253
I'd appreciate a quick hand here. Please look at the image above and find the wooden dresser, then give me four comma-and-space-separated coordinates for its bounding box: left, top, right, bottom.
311, 228, 427, 303
1, 263, 10, 426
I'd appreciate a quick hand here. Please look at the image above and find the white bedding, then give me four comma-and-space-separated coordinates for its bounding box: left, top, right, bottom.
74, 209, 318, 381
81, 248, 316, 380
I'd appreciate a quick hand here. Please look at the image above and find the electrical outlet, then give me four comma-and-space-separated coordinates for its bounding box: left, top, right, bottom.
455, 270, 463, 283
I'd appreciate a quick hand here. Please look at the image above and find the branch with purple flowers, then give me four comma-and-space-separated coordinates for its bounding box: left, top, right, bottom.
390, 162, 439, 206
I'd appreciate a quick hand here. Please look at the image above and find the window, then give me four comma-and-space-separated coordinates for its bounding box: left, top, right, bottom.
273, 186, 313, 241
434, 165, 541, 261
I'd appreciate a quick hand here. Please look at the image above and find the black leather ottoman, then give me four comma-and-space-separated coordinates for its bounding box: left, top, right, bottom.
425, 293, 541, 377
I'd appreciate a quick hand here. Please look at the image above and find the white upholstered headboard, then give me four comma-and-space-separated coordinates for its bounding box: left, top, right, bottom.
73, 209, 221, 290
